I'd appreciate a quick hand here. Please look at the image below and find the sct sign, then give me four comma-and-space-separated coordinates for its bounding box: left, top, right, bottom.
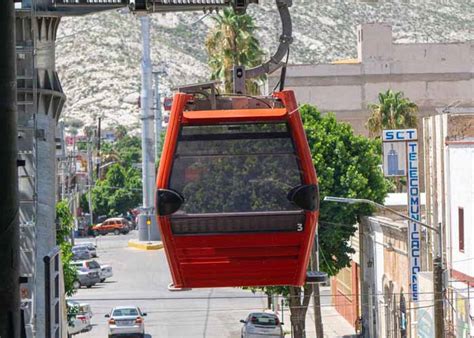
382, 129, 418, 177
382, 129, 421, 302
382, 129, 417, 141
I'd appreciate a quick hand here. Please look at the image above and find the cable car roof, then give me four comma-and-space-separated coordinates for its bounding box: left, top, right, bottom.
182, 108, 288, 124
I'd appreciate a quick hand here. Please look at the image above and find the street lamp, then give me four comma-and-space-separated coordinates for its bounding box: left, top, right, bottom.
325, 197, 441, 230
323, 196, 445, 338
323, 196, 442, 250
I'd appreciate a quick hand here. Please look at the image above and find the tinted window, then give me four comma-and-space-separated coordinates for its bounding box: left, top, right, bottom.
87, 261, 100, 269
112, 308, 139, 317
249, 313, 279, 326
169, 123, 303, 214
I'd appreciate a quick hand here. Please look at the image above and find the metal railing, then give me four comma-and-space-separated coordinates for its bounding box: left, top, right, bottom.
43, 246, 61, 338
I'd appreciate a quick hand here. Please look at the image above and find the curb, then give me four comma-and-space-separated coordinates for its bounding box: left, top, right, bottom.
128, 240, 164, 251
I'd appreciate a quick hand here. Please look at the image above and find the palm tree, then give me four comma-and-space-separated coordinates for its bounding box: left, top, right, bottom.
205, 8, 264, 94
366, 90, 418, 137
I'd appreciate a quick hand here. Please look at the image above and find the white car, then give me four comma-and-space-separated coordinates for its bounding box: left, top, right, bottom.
68, 315, 87, 336
67, 301, 92, 335
106, 306, 147, 338
240, 310, 284, 338
99, 263, 113, 282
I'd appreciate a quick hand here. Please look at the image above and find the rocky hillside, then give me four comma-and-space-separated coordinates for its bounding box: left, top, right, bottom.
56, 0, 473, 133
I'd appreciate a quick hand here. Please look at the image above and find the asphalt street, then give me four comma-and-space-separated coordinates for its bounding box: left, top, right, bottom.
70, 231, 355, 338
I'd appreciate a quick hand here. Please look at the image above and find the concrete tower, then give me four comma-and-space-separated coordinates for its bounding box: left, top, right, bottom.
16, 1, 65, 335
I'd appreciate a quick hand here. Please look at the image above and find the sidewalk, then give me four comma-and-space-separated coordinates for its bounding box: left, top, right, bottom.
280, 286, 357, 338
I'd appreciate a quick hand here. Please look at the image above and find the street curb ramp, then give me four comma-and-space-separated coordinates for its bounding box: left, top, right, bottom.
128, 239, 164, 251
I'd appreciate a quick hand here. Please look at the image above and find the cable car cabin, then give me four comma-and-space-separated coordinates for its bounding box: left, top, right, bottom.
156, 90, 319, 289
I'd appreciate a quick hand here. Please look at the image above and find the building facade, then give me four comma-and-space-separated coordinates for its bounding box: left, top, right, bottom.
269, 23, 473, 136
423, 110, 474, 337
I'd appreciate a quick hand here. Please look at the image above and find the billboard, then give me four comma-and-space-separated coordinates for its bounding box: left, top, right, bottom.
382, 129, 421, 302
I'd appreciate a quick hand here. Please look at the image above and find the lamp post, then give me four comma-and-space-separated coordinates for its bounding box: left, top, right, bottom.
152, 69, 166, 160
138, 15, 158, 241
324, 196, 445, 338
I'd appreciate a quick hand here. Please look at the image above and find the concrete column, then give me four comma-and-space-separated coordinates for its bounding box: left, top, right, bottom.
34, 14, 65, 336
138, 16, 159, 241
16, 11, 65, 336
34, 113, 58, 336
0, 2, 20, 337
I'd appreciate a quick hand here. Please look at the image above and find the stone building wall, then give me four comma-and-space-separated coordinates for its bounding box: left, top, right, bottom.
270, 23, 473, 136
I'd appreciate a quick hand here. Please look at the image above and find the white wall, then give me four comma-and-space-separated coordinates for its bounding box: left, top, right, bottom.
447, 144, 474, 277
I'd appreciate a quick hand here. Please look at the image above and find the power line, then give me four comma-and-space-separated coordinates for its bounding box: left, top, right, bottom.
69, 289, 473, 302
319, 220, 356, 228
68, 296, 462, 313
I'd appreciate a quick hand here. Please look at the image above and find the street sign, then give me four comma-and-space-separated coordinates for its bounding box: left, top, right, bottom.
382, 129, 421, 302
163, 97, 173, 111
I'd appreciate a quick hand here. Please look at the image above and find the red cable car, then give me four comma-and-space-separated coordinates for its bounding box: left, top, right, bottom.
156, 90, 319, 289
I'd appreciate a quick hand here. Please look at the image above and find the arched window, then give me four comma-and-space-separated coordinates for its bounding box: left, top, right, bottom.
399, 291, 407, 338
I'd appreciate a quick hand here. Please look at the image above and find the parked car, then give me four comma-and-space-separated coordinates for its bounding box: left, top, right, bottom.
106, 306, 147, 338
67, 301, 93, 335
72, 246, 92, 261
99, 263, 113, 283
127, 219, 137, 230
78, 302, 93, 326
67, 303, 88, 336
75, 242, 97, 257
73, 259, 102, 277
73, 268, 100, 289
240, 310, 284, 338
91, 218, 130, 236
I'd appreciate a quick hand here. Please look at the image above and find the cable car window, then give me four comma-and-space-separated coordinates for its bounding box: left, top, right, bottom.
169, 123, 303, 214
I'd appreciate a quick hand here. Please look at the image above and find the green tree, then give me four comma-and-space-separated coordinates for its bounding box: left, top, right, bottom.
205, 8, 265, 94
367, 90, 417, 192
91, 164, 142, 218
81, 128, 142, 219
115, 135, 142, 167
56, 201, 77, 296
250, 105, 389, 337
114, 125, 128, 140
366, 90, 418, 137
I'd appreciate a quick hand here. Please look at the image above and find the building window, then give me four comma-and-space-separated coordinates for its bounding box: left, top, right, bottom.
458, 207, 464, 252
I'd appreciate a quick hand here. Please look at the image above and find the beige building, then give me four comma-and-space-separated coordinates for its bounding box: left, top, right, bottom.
269, 23, 473, 135
423, 110, 474, 337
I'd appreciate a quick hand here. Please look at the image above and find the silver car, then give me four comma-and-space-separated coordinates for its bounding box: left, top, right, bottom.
75, 242, 97, 257
106, 306, 146, 338
240, 311, 284, 338
99, 263, 113, 283
73, 268, 100, 289
72, 246, 92, 261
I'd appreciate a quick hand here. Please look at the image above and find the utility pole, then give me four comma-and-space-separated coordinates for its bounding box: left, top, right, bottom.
312, 230, 324, 338
87, 140, 94, 226
138, 15, 159, 241
96, 116, 101, 179
434, 222, 445, 338
153, 71, 164, 159
0, 2, 20, 337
